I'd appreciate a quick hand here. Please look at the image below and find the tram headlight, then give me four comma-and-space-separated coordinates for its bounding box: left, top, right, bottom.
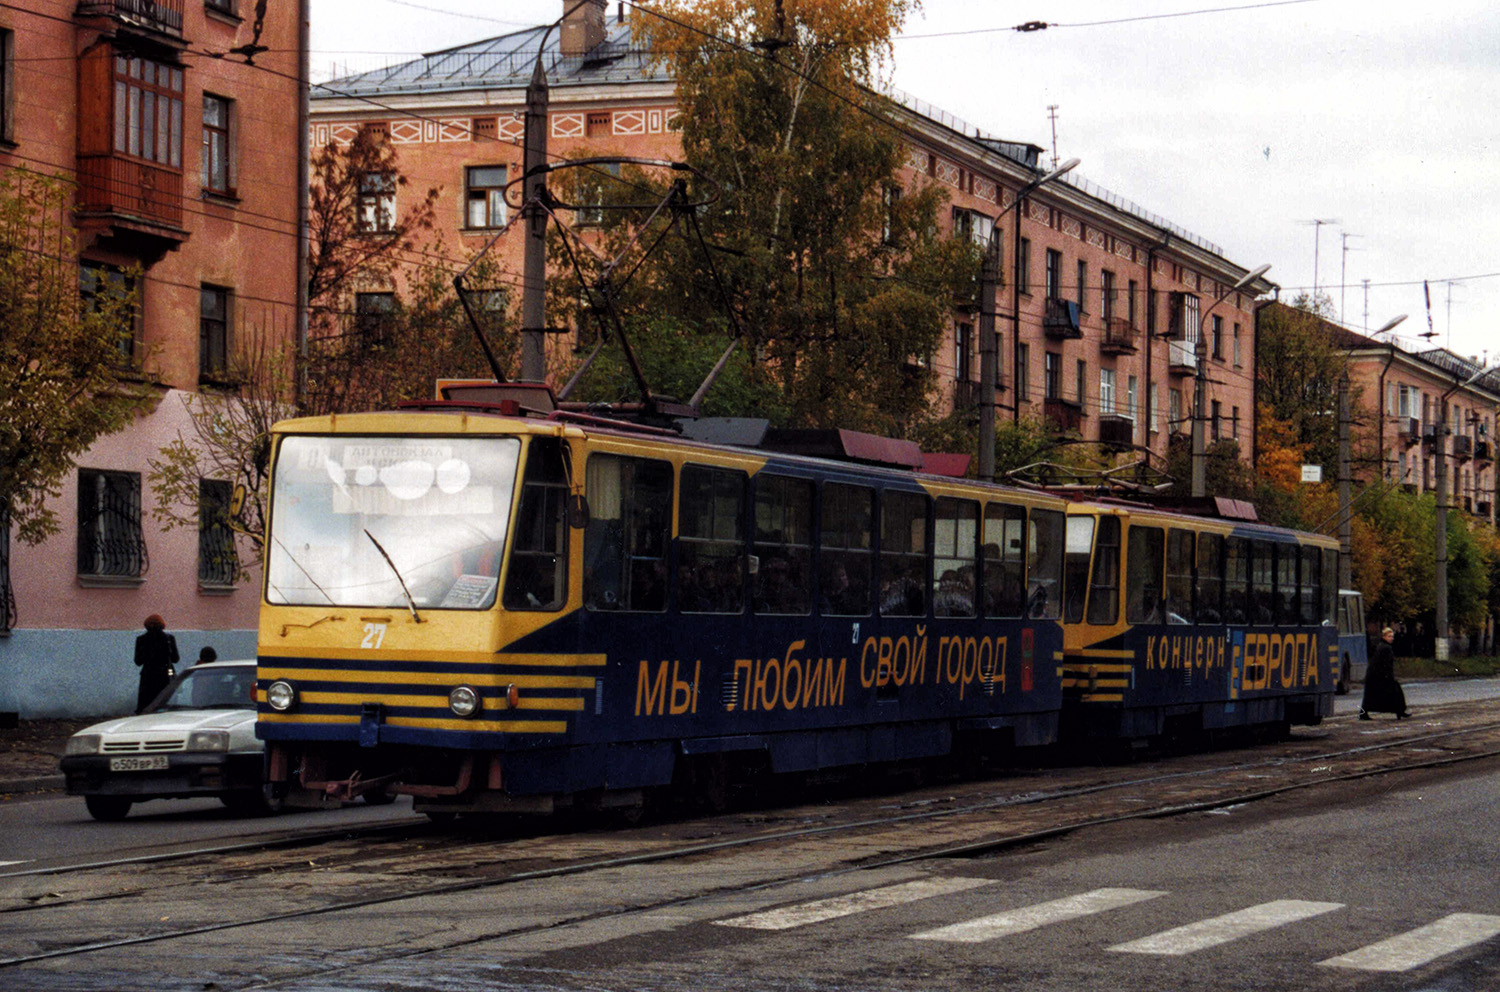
448, 685, 482, 719
266, 680, 299, 713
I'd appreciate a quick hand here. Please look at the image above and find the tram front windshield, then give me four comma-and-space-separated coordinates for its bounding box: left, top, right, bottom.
266, 435, 521, 609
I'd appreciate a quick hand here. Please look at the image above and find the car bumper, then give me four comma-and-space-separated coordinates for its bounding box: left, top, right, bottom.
59, 752, 265, 798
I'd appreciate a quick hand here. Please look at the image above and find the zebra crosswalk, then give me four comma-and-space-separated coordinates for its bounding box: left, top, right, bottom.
711, 875, 1500, 975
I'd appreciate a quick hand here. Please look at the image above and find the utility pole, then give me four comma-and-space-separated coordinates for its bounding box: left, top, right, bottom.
1435, 396, 1449, 661
519, 55, 549, 383
978, 233, 1000, 481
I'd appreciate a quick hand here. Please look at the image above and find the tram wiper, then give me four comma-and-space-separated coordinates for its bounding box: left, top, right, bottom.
364, 529, 424, 623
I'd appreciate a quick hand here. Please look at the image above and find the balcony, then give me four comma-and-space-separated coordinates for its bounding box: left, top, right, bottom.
1097, 414, 1134, 449
1100, 318, 1138, 355
1042, 297, 1083, 340
1044, 397, 1083, 434
77, 154, 188, 255
953, 378, 979, 410
1167, 339, 1197, 376
1479, 500, 1493, 517
1453, 435, 1473, 460
1399, 417, 1421, 445
76, 0, 184, 38
1476, 440, 1492, 463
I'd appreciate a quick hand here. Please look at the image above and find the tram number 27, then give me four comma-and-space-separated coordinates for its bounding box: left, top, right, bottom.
362, 623, 388, 649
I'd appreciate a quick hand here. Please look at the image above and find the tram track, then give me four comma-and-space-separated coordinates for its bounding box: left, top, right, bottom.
5, 703, 1500, 981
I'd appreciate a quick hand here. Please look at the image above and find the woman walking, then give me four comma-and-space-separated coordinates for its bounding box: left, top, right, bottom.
134, 614, 180, 713
1360, 626, 1409, 720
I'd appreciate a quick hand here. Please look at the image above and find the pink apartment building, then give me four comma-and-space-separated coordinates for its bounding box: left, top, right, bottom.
0, 0, 306, 717
310, 0, 1269, 474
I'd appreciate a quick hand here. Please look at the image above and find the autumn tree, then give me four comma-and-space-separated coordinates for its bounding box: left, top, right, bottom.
0, 168, 147, 558
601, 0, 974, 435
1256, 293, 1352, 472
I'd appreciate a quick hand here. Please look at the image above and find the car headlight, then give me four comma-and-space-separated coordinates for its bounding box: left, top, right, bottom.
448, 685, 482, 719
187, 731, 230, 752
266, 680, 298, 712
65, 734, 101, 756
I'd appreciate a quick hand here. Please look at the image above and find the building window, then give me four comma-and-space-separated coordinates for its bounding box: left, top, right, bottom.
1170, 388, 1183, 432
1102, 270, 1116, 323
1076, 259, 1087, 310
465, 165, 507, 229
1100, 368, 1116, 415
357, 171, 396, 232
113, 54, 184, 168
1233, 323, 1242, 366
1149, 383, 1160, 433
1076, 359, 1087, 407
955, 321, 973, 382
0, 29, 13, 145
1211, 400, 1222, 440
1017, 237, 1031, 293
1017, 342, 1030, 399
201, 94, 233, 195
881, 185, 901, 244
199, 285, 230, 377
952, 208, 993, 248
576, 161, 620, 226
1127, 375, 1138, 423
78, 469, 146, 579
1045, 249, 1061, 299
205, 0, 239, 14
0, 502, 13, 634
1128, 279, 1138, 327
1231, 405, 1240, 439
355, 291, 397, 344
1212, 315, 1224, 360
80, 262, 138, 361
1044, 351, 1060, 400
199, 479, 238, 587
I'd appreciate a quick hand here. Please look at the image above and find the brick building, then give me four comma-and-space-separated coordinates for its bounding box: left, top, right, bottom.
311, 0, 1269, 468
0, 0, 306, 716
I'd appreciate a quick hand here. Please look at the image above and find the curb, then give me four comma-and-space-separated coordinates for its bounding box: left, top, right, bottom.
0, 775, 64, 795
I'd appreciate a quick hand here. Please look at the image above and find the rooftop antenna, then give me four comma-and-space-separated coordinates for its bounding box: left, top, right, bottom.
1444, 279, 1466, 347
1296, 219, 1338, 298
1338, 231, 1361, 326
1046, 104, 1060, 170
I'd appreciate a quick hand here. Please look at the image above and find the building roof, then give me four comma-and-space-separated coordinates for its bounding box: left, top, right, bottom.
314, 14, 667, 99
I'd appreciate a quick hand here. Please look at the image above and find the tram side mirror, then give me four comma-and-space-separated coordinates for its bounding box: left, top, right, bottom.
567, 494, 590, 529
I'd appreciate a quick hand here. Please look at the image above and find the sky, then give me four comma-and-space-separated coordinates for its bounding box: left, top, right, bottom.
310, 0, 1500, 366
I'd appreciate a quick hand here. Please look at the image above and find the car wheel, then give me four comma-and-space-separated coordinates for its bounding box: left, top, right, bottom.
84, 796, 133, 821
363, 789, 397, 806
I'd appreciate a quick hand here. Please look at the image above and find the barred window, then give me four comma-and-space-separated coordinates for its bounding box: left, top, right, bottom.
0, 502, 14, 634
198, 479, 238, 587
78, 469, 146, 579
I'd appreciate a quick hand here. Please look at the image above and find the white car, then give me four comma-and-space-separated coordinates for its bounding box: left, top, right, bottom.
59, 660, 278, 821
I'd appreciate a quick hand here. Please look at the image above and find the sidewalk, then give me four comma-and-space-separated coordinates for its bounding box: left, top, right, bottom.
0, 717, 93, 795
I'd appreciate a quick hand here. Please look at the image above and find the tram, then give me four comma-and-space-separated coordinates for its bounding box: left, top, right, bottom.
253, 389, 1337, 816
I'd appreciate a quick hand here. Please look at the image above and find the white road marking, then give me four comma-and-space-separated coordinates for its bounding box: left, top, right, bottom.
0, 861, 29, 868
714, 877, 996, 931
910, 888, 1167, 944
1109, 900, 1344, 955
1320, 913, 1500, 972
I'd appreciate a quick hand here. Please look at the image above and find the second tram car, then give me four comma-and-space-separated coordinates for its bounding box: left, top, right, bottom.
254, 399, 1338, 816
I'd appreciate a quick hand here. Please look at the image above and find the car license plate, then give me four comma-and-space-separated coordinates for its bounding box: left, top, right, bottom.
109, 755, 169, 772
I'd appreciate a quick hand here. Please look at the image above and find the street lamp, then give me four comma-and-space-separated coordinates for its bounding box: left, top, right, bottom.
977, 158, 1079, 481
1191, 263, 1271, 497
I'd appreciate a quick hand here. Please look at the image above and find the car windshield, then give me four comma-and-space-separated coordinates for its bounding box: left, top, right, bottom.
156, 666, 256, 711
265, 435, 521, 609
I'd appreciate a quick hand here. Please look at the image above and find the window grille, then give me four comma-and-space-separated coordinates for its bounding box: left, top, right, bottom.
77, 470, 147, 578
198, 479, 238, 586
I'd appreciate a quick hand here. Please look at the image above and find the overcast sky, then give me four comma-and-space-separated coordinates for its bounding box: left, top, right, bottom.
311, 0, 1500, 366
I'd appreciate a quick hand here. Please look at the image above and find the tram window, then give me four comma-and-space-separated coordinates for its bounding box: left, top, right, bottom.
1126, 525, 1165, 623
1195, 532, 1223, 624
1027, 510, 1064, 619
820, 483, 873, 616
502, 439, 569, 611
983, 503, 1027, 618
1087, 516, 1122, 625
753, 474, 812, 615
583, 454, 672, 612
1322, 548, 1339, 623
879, 490, 928, 617
678, 464, 747, 614
1223, 537, 1248, 624
1166, 529, 1195, 623
1300, 546, 1321, 628
934, 497, 978, 617
1063, 516, 1095, 624
1273, 544, 1299, 625
1250, 540, 1275, 625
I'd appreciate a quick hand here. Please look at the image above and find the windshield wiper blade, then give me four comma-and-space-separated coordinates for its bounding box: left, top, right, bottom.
364, 529, 423, 623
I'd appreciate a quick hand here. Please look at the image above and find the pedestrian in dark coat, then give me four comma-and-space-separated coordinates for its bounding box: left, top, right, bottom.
1360, 626, 1409, 720
134, 614, 180, 713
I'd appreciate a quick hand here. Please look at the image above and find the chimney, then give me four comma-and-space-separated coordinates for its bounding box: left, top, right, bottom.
560, 0, 608, 57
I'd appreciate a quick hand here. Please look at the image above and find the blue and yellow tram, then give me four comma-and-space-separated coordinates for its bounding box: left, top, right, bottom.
255, 401, 1071, 815
1059, 502, 1338, 739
